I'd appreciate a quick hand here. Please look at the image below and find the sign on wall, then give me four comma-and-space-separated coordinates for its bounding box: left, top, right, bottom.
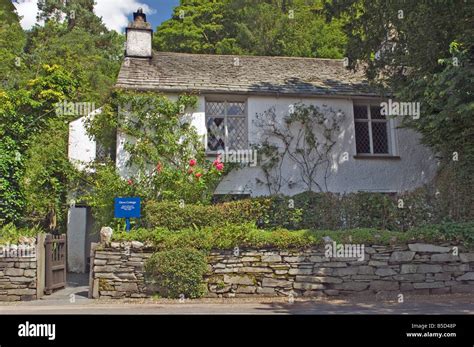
114, 197, 141, 231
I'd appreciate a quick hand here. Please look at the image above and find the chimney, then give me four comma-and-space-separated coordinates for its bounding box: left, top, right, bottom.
125, 8, 153, 58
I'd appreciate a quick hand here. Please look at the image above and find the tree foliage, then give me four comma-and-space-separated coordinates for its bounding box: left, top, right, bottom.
325, 0, 474, 179
155, 0, 347, 58
86, 91, 225, 206
0, 0, 122, 228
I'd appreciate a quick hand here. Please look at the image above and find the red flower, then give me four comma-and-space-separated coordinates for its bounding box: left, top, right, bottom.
212, 158, 220, 167
156, 162, 162, 173
195, 172, 203, 179
127, 178, 133, 185
215, 163, 224, 171
189, 159, 197, 167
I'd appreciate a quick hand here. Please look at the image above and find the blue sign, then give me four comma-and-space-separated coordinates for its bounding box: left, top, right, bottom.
114, 197, 141, 218
114, 197, 141, 231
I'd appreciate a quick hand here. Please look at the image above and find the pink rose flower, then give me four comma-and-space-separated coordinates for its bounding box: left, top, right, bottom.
189, 159, 197, 167
215, 163, 224, 171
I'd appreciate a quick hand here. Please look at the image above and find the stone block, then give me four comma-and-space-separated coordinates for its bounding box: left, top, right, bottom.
413, 282, 445, 289
261, 255, 282, 262
236, 286, 256, 294
288, 268, 313, 275
358, 266, 375, 275
295, 276, 342, 284
370, 280, 399, 291
293, 282, 325, 290
375, 268, 397, 277
459, 253, 474, 263
5, 268, 24, 276
332, 267, 359, 276
389, 251, 415, 263
261, 278, 292, 288
456, 272, 474, 281
408, 244, 451, 253
430, 254, 459, 262
335, 282, 369, 291
224, 275, 254, 285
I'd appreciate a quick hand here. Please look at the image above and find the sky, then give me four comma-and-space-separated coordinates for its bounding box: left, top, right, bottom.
12, 0, 180, 32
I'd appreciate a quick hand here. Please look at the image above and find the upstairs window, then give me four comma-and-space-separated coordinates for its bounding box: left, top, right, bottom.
206, 100, 247, 152
354, 104, 394, 155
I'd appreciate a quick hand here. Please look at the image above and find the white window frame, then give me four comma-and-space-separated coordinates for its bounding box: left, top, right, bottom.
354, 103, 398, 156
205, 98, 248, 153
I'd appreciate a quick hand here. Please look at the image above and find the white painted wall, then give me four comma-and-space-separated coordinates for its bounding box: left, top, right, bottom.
68, 109, 100, 171
115, 94, 438, 196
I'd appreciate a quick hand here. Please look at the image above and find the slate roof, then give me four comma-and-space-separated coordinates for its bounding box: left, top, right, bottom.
115, 51, 380, 97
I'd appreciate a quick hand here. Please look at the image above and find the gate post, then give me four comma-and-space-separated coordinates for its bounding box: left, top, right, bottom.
44, 234, 53, 295
36, 233, 46, 299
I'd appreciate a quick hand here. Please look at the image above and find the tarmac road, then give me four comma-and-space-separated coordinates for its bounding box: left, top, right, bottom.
0, 294, 472, 315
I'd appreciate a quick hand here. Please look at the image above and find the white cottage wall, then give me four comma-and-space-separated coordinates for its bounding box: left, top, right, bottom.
115, 94, 438, 196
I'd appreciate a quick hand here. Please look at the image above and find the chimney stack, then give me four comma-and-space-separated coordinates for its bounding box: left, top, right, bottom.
125, 8, 153, 58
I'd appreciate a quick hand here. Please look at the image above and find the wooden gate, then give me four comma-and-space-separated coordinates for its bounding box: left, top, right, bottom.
44, 234, 67, 294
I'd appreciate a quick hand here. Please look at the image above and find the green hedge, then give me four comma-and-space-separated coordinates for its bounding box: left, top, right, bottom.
142, 188, 457, 231
114, 222, 474, 250
143, 199, 271, 230
145, 247, 208, 299
293, 190, 438, 231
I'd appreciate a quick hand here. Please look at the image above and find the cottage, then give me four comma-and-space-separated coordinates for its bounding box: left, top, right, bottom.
67, 9, 437, 272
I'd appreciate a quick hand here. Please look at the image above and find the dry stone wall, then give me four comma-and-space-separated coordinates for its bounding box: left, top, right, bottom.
0, 245, 37, 301
91, 241, 474, 299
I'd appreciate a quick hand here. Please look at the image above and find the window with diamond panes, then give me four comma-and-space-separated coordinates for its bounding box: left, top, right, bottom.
354, 104, 390, 155
206, 101, 246, 151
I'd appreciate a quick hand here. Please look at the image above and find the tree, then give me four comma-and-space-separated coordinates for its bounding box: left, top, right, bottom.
82, 91, 226, 228
27, 7, 124, 104
154, 0, 347, 58
37, 0, 107, 35
0, 0, 27, 88
86, 91, 224, 204
325, 0, 474, 216
325, 0, 474, 164
21, 119, 77, 231
0, 64, 79, 225
1, 0, 123, 227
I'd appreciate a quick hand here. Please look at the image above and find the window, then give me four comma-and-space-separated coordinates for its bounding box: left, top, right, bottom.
354, 104, 394, 155
206, 100, 247, 152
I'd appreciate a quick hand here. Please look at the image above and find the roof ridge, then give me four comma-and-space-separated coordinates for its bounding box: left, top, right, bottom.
153, 50, 344, 62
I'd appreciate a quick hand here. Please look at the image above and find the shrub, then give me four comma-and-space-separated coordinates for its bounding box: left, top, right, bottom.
145, 247, 208, 299
0, 223, 42, 244
292, 188, 442, 231
143, 199, 271, 230
141, 188, 466, 232
114, 222, 474, 250
80, 163, 137, 231
260, 196, 303, 229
